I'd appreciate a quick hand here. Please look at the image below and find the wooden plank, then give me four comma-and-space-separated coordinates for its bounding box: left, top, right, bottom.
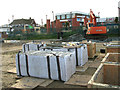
7, 68, 16, 74
63, 45, 82, 48
16, 77, 45, 83
106, 46, 120, 53
87, 43, 96, 58
102, 53, 120, 63
104, 65, 120, 85
39, 79, 54, 87
0, 82, 2, 90
88, 64, 120, 88
11, 82, 38, 89
11, 77, 45, 89
64, 75, 92, 86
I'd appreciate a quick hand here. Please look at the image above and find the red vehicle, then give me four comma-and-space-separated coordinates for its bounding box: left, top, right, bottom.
84, 9, 107, 35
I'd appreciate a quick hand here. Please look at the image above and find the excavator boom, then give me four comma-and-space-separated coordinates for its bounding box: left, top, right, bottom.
90, 9, 96, 26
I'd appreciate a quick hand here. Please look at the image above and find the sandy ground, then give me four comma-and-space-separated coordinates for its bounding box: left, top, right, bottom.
1, 41, 106, 89
1, 43, 23, 88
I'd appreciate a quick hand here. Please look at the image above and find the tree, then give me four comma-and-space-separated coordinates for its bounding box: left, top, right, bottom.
44, 24, 47, 27
65, 22, 69, 30
114, 17, 118, 23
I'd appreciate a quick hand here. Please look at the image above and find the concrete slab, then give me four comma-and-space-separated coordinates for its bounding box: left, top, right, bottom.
64, 75, 92, 86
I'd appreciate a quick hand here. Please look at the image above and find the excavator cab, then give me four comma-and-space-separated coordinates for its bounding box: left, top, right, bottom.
86, 22, 106, 34
88, 23, 94, 27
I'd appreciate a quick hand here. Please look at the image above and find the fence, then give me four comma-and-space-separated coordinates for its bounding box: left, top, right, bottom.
6, 24, 119, 40
6, 26, 84, 40
105, 24, 119, 36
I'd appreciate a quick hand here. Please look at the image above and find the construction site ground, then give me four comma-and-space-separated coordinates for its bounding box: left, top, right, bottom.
0, 37, 119, 89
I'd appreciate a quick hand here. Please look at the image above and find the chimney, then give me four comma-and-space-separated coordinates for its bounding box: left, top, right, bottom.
8, 19, 10, 24
12, 15, 14, 21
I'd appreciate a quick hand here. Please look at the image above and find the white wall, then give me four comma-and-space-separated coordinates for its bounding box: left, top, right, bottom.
118, 1, 120, 8
0, 28, 10, 32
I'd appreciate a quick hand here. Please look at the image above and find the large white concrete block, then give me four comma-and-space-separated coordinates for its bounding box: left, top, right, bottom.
22, 43, 43, 52
16, 51, 76, 81
22, 43, 88, 66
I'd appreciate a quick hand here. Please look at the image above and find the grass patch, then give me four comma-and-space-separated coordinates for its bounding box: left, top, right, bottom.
107, 34, 120, 37
7, 30, 78, 40
7, 33, 57, 40
62, 30, 78, 39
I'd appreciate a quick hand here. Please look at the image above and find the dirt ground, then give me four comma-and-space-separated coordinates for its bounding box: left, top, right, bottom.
1, 41, 106, 89
1, 43, 23, 88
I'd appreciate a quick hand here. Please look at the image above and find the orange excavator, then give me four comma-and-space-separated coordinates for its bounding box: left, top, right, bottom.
84, 9, 107, 35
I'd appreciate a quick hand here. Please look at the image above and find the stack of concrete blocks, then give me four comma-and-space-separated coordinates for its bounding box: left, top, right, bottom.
63, 44, 88, 66
22, 42, 45, 52
16, 42, 88, 81
16, 51, 76, 81
22, 43, 88, 66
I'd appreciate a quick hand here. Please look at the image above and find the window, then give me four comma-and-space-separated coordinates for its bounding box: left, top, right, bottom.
77, 18, 80, 21
57, 15, 60, 20
0, 33, 1, 38
81, 19, 84, 22
72, 14, 75, 18
36, 29, 39, 31
89, 23, 94, 27
66, 15, 70, 19
61, 15, 65, 19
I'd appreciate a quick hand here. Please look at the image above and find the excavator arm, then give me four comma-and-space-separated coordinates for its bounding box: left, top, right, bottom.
90, 9, 96, 26
84, 16, 88, 27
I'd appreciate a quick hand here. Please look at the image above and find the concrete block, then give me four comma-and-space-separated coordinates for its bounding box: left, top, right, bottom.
16, 51, 76, 81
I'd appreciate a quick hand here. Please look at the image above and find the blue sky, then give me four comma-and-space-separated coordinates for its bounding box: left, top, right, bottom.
0, 0, 119, 26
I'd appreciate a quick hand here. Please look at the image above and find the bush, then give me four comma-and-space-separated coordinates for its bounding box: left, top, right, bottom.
7, 33, 58, 40
7, 28, 82, 40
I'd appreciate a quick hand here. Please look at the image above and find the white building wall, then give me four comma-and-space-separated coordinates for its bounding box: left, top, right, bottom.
0, 28, 10, 32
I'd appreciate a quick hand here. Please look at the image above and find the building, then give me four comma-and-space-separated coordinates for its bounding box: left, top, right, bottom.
46, 11, 100, 33
55, 11, 90, 27
10, 17, 36, 33
97, 17, 116, 24
34, 26, 41, 34
0, 26, 11, 38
